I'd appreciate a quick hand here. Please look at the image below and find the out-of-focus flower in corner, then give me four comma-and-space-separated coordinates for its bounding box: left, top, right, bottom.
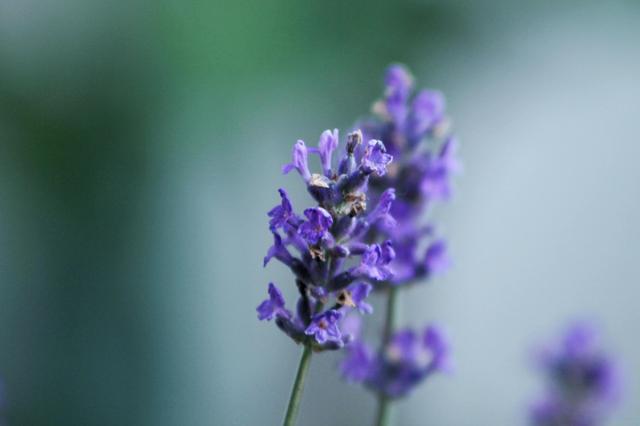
529, 322, 622, 426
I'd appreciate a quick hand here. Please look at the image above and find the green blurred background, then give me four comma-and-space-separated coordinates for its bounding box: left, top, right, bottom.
1, 0, 639, 425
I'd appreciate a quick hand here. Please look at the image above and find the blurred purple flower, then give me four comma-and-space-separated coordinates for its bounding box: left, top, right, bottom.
359, 64, 460, 288
305, 310, 343, 344
340, 324, 451, 398
530, 322, 621, 426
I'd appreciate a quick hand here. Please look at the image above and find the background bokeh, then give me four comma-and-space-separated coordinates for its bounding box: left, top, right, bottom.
1, 0, 639, 425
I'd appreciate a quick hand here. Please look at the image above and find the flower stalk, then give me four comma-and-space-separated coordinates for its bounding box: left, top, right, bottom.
283, 344, 313, 426
375, 286, 398, 426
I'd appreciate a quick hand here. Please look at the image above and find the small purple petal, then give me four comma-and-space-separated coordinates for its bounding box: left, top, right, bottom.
354, 243, 394, 281
257, 283, 290, 321
315, 128, 339, 177
282, 140, 311, 181
263, 232, 293, 267
361, 140, 393, 176
268, 188, 299, 232
298, 207, 333, 245
305, 309, 343, 344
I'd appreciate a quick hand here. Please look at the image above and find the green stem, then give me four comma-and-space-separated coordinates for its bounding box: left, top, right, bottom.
282, 344, 313, 426
375, 286, 398, 426
375, 394, 391, 426
382, 286, 398, 345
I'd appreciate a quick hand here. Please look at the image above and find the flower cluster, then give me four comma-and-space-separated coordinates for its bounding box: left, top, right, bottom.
257, 129, 397, 350
340, 317, 450, 398
337, 64, 458, 399
358, 63, 459, 286
530, 323, 621, 426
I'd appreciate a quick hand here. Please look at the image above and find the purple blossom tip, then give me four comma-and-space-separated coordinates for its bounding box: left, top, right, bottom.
385, 64, 414, 95
340, 312, 363, 340
282, 140, 312, 181
315, 129, 339, 176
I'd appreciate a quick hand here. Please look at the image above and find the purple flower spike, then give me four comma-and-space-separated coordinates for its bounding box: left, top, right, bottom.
385, 64, 414, 97
282, 140, 312, 182
305, 309, 343, 344
262, 127, 401, 351
355, 65, 459, 287
298, 207, 333, 245
257, 283, 291, 321
424, 240, 450, 275
337, 64, 460, 402
361, 140, 393, 176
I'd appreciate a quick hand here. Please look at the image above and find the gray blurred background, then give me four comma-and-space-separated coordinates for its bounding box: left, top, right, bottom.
0, 0, 639, 425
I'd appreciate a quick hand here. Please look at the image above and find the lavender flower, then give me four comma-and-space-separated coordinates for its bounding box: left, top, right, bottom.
339, 65, 459, 421
340, 317, 451, 398
305, 309, 343, 344
530, 322, 621, 426
258, 129, 397, 351
298, 207, 333, 245
359, 64, 459, 287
